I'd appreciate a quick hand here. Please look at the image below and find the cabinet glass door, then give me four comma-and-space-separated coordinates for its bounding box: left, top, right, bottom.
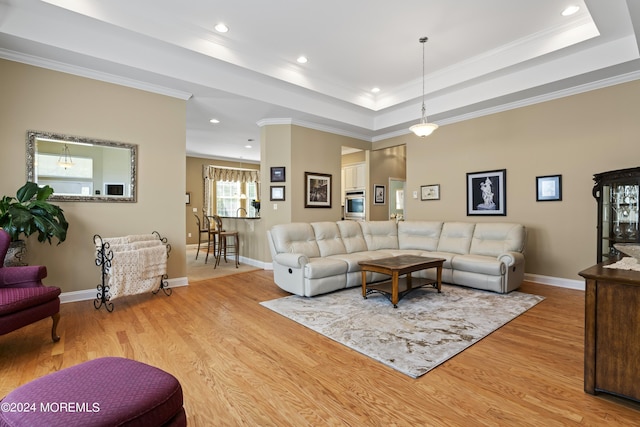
606, 183, 639, 260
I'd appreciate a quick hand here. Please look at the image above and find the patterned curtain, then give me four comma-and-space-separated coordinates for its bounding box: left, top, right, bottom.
204, 166, 259, 183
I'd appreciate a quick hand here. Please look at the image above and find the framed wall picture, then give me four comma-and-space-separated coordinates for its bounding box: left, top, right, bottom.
373, 184, 385, 205
536, 174, 562, 201
421, 184, 440, 200
271, 166, 286, 182
304, 172, 331, 208
185, 192, 191, 205
466, 169, 506, 216
270, 185, 285, 201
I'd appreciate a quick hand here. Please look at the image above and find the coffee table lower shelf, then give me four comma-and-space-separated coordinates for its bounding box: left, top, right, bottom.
364, 277, 439, 307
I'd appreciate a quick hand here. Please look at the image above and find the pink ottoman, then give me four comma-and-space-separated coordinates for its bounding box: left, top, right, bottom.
0, 357, 186, 426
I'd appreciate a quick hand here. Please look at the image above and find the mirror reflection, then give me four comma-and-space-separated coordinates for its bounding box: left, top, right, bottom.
26, 131, 137, 202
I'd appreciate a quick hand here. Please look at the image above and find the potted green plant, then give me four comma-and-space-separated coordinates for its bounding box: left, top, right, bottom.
0, 181, 69, 266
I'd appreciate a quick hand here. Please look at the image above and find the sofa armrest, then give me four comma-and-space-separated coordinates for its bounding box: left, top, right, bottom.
274, 253, 309, 269
498, 252, 524, 267
0, 265, 48, 288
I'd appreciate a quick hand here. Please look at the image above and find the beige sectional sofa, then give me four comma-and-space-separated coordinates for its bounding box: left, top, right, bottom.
267, 220, 526, 297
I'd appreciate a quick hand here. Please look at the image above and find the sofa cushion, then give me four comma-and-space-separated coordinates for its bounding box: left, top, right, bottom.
436, 222, 475, 254
416, 251, 456, 269
270, 223, 320, 258
360, 220, 398, 251
398, 221, 443, 251
470, 223, 526, 256
305, 258, 348, 279
336, 221, 368, 253
311, 222, 347, 257
451, 254, 506, 275
0, 286, 61, 316
329, 250, 396, 272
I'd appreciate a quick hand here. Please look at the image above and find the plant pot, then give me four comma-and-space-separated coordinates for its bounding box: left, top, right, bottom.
4, 240, 27, 267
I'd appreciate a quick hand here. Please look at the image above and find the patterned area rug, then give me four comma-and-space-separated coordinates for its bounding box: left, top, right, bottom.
260, 285, 544, 378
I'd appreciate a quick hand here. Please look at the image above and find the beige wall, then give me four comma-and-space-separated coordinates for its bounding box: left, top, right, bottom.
342, 150, 366, 165
0, 59, 187, 293
377, 79, 640, 281
369, 145, 406, 220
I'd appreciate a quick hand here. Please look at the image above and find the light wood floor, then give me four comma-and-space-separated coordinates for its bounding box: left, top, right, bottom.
2, 272, 639, 426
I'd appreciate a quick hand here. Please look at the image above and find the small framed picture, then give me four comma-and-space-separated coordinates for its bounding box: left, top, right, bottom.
466, 169, 506, 216
185, 192, 191, 205
270, 185, 285, 201
536, 175, 562, 201
271, 167, 286, 182
373, 185, 385, 205
421, 184, 440, 201
305, 172, 331, 208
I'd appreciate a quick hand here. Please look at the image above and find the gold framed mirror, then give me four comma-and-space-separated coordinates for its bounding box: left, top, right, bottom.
26, 130, 137, 202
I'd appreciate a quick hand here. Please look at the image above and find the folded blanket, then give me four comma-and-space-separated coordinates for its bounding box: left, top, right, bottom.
139, 246, 168, 278
127, 234, 159, 243
102, 236, 127, 246
107, 240, 163, 253
104, 243, 167, 300
102, 234, 159, 246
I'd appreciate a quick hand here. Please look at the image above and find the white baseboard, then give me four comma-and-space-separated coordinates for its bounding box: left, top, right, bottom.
188, 245, 271, 269
238, 256, 270, 269
524, 273, 584, 291
60, 277, 189, 304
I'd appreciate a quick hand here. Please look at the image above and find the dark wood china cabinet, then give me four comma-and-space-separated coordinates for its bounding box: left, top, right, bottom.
592, 167, 640, 262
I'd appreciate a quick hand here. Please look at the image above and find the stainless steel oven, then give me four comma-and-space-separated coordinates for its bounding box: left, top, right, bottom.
345, 190, 365, 220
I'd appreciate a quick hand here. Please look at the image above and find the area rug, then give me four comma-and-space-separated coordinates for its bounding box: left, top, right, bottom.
260, 285, 544, 378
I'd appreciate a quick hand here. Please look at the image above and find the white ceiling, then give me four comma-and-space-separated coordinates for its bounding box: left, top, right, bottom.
2, 0, 640, 163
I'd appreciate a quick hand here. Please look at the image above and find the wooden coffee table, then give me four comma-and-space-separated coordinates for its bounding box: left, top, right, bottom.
359, 255, 445, 308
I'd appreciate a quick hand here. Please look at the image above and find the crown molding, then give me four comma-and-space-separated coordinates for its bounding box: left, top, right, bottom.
257, 118, 371, 142
0, 48, 193, 100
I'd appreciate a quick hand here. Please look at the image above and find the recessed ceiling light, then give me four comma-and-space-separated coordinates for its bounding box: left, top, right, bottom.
245, 145, 252, 149
214, 23, 229, 33
209, 118, 220, 124
371, 87, 380, 93
297, 56, 308, 64
561, 5, 580, 16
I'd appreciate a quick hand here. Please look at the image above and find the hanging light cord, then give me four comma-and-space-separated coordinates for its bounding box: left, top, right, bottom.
409, 36, 438, 137
420, 36, 428, 123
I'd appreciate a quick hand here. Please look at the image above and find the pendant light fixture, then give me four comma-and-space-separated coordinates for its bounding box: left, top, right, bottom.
410, 36, 439, 137
57, 144, 74, 169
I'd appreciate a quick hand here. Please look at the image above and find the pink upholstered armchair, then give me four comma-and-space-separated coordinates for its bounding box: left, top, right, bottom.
0, 229, 61, 342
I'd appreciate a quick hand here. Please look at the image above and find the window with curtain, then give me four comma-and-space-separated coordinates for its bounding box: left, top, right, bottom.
216, 181, 241, 217
204, 165, 259, 216
214, 181, 258, 216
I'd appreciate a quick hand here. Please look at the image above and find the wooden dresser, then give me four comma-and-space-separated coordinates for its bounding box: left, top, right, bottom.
579, 263, 640, 402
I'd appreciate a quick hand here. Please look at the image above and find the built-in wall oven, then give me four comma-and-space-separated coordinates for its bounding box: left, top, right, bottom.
345, 190, 365, 220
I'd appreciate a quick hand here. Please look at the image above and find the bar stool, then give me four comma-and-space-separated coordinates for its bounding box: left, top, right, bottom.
204, 215, 218, 264
210, 215, 239, 268
194, 213, 210, 260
